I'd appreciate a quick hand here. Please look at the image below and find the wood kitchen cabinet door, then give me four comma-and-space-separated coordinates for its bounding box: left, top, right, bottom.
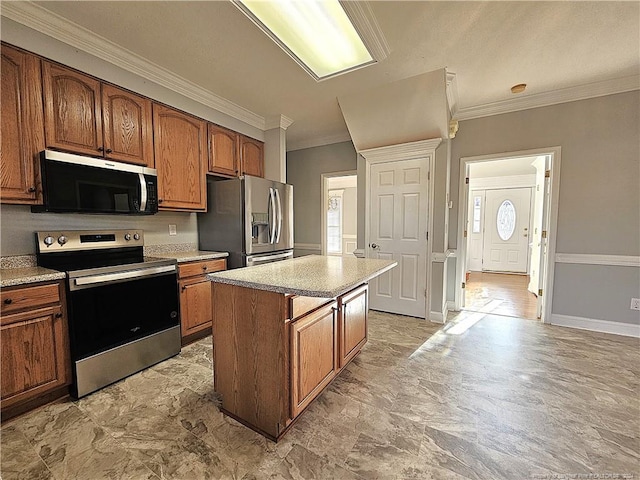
42, 61, 103, 157
102, 84, 154, 167
338, 284, 368, 368
208, 123, 238, 177
290, 301, 338, 418
152, 103, 207, 211
1, 306, 69, 408
239, 135, 264, 178
1, 44, 45, 204
180, 278, 213, 339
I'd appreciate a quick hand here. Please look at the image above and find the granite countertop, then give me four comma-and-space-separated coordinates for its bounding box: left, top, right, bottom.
0, 266, 66, 288
207, 255, 397, 298
150, 250, 229, 263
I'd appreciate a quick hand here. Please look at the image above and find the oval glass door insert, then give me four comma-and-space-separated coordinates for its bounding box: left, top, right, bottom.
496, 200, 516, 240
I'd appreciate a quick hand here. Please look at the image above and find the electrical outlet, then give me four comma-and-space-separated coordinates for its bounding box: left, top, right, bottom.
631, 298, 640, 311
168, 224, 177, 236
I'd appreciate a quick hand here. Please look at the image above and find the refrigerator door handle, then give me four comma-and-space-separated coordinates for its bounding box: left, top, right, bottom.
274, 188, 282, 244
268, 188, 277, 244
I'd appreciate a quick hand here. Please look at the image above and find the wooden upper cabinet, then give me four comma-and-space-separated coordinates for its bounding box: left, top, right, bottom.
1, 44, 45, 204
239, 135, 264, 178
42, 61, 103, 157
208, 123, 238, 177
102, 84, 154, 167
153, 103, 207, 211
42, 61, 153, 167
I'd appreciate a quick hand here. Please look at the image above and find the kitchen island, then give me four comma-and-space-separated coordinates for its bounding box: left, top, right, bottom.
206, 255, 396, 441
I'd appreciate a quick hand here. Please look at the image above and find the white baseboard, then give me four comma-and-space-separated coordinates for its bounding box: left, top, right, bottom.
446, 300, 456, 312
550, 314, 640, 338
429, 310, 445, 324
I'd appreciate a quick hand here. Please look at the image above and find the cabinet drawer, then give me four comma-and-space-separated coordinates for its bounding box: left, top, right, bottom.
1, 283, 61, 318
287, 295, 333, 320
178, 259, 227, 279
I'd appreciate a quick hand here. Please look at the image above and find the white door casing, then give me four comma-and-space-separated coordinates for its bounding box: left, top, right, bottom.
368, 158, 429, 317
455, 147, 561, 323
482, 187, 532, 273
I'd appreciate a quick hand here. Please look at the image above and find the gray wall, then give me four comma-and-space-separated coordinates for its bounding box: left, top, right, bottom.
449, 91, 640, 325
287, 142, 358, 252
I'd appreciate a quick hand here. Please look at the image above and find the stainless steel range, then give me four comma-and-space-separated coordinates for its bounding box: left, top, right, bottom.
35, 229, 181, 398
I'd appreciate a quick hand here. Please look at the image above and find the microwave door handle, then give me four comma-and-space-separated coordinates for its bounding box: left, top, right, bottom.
269, 188, 277, 244
274, 188, 282, 244
138, 173, 148, 212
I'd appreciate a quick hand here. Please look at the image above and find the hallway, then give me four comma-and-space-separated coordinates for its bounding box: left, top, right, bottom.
464, 271, 538, 320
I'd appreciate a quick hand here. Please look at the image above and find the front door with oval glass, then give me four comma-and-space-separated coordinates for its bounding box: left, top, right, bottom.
482, 188, 532, 273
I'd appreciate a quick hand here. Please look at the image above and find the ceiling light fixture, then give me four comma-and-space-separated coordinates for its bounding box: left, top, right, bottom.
511, 83, 527, 94
233, 0, 386, 81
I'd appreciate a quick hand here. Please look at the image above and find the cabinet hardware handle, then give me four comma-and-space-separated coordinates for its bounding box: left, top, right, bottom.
55, 312, 62, 318
3, 298, 12, 305
181, 286, 186, 292
28, 187, 36, 193
202, 266, 208, 270
158, 199, 163, 204
106, 149, 113, 154
97, 147, 104, 152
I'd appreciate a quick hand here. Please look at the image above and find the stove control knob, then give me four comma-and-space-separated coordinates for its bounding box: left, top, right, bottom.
43, 235, 55, 246
133, 233, 140, 241
124, 233, 132, 241
57, 235, 68, 246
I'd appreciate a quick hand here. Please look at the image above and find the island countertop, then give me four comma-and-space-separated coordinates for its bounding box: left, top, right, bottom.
207, 254, 397, 298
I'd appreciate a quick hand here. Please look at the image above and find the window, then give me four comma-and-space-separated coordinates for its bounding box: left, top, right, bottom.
472, 195, 482, 233
496, 200, 516, 241
327, 192, 343, 254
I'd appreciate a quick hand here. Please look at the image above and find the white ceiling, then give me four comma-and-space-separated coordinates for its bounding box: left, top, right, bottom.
6, 1, 639, 152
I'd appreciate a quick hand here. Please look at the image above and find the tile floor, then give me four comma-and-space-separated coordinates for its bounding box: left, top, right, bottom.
1, 309, 639, 479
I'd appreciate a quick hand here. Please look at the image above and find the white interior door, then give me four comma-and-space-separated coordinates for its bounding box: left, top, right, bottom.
482, 188, 532, 273
369, 158, 428, 318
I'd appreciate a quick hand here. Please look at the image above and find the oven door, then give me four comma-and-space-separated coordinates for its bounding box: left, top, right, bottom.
67, 266, 179, 361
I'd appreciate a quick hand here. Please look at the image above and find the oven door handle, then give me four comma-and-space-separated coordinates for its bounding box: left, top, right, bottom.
72, 265, 176, 289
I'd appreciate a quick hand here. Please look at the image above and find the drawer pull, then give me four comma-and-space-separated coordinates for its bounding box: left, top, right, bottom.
55, 312, 62, 318
4, 298, 12, 305
202, 266, 208, 271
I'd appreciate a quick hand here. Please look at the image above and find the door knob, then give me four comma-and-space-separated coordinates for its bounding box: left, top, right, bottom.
370, 243, 380, 249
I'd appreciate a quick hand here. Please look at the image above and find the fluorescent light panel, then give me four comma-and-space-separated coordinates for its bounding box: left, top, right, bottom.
235, 0, 375, 80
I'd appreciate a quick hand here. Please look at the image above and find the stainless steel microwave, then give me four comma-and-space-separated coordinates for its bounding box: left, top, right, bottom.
31, 150, 158, 215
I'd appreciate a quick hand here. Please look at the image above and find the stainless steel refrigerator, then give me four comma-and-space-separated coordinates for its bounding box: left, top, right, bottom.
197, 175, 294, 269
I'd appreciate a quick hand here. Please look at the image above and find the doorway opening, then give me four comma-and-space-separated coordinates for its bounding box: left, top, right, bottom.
321, 172, 357, 257
456, 147, 561, 323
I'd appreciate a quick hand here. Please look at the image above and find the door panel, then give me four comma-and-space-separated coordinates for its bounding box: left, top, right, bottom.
482, 188, 532, 273
369, 158, 428, 318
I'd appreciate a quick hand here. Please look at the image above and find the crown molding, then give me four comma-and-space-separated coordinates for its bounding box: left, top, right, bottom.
340, 1, 390, 62
1, 1, 267, 130
359, 138, 442, 162
265, 115, 294, 130
456, 75, 640, 121
287, 132, 353, 152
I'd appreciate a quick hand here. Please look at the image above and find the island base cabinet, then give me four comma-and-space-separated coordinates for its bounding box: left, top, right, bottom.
212, 282, 369, 442
290, 302, 338, 418
339, 284, 368, 368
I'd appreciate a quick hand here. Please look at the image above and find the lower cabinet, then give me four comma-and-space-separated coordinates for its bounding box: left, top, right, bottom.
212, 282, 368, 441
0, 281, 71, 416
338, 284, 368, 368
178, 258, 226, 344
290, 301, 338, 418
